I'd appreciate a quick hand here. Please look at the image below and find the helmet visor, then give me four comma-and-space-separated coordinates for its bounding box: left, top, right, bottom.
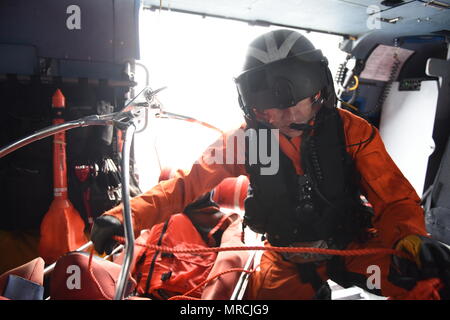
235, 49, 330, 111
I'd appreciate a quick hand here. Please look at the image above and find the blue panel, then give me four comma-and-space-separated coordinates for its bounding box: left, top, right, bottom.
0, 0, 140, 63
0, 44, 37, 75
114, 0, 141, 62
58, 59, 125, 80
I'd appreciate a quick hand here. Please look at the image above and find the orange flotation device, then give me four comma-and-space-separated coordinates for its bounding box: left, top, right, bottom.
38, 89, 87, 264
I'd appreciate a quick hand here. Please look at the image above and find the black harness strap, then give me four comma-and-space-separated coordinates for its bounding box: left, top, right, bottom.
245, 107, 375, 247
144, 218, 171, 295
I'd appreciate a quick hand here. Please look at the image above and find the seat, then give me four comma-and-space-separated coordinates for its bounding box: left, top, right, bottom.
0, 257, 45, 300
49, 251, 136, 300
424, 136, 450, 246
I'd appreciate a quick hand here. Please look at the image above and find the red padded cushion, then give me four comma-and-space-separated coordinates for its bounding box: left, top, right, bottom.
50, 252, 135, 300
0, 257, 44, 295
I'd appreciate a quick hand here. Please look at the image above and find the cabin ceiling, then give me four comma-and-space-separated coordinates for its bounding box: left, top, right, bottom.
143, 0, 450, 37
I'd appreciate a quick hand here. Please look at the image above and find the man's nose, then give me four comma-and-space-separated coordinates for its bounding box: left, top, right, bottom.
263, 109, 282, 123
283, 107, 297, 122
263, 108, 294, 124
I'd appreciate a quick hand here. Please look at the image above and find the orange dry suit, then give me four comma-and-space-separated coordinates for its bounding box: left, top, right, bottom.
129, 190, 248, 300
103, 107, 427, 299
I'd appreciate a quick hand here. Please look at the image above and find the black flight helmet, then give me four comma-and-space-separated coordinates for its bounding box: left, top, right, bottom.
235, 29, 335, 122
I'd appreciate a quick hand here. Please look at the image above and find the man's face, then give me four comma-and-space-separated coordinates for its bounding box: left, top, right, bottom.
253, 96, 321, 138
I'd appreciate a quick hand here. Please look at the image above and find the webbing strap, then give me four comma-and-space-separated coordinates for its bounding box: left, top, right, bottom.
143, 218, 171, 294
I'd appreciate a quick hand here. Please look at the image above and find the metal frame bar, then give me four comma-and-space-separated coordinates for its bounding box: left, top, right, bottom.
114, 122, 136, 300
229, 250, 257, 300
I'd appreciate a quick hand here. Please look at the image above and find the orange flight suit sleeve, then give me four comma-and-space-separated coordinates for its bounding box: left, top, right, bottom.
340, 109, 428, 248
103, 127, 247, 234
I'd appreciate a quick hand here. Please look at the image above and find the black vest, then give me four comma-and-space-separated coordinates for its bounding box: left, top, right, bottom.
244, 107, 373, 247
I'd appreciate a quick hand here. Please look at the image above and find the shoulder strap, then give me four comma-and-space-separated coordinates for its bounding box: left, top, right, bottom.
143, 218, 171, 294
301, 107, 351, 204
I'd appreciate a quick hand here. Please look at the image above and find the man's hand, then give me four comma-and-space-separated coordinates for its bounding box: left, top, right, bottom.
390, 234, 450, 299
90, 215, 124, 255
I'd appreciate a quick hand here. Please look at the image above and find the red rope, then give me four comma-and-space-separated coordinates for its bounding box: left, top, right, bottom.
113, 236, 429, 300
184, 118, 225, 135
168, 295, 200, 301
112, 236, 450, 300
87, 246, 112, 300
87, 246, 95, 271
113, 236, 411, 259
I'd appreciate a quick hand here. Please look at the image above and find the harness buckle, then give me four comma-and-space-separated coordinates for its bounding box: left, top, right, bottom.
281, 240, 332, 264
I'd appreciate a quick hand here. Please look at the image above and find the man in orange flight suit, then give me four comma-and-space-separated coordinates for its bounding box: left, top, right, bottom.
91, 29, 450, 299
